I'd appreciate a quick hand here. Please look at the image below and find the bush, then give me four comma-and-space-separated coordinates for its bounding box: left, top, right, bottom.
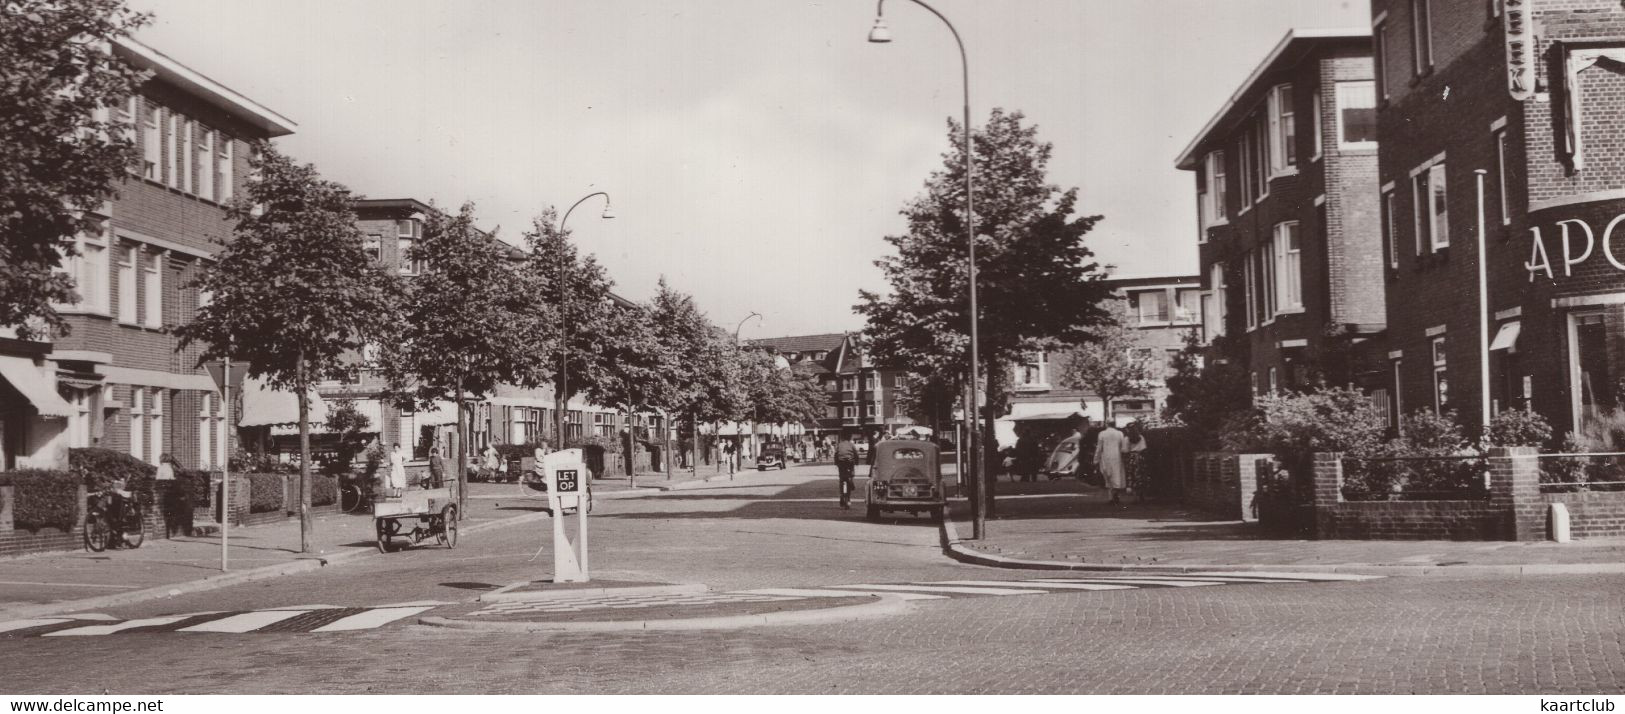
231, 449, 297, 474
175, 469, 216, 505
1486, 409, 1553, 448
311, 475, 337, 507
69, 447, 156, 498
245, 473, 285, 514
0, 469, 80, 532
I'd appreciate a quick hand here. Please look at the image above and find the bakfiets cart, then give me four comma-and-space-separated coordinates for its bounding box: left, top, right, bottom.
865, 440, 947, 521
373, 483, 458, 553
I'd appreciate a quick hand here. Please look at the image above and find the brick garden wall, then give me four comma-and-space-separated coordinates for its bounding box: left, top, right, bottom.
1187, 452, 1272, 522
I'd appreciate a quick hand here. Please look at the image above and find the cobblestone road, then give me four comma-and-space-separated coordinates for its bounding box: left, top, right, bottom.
3, 465, 1622, 694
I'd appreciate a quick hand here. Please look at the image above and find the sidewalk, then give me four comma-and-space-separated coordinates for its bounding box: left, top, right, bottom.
949, 480, 1625, 573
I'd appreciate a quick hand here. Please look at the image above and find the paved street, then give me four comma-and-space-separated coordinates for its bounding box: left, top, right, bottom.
4, 464, 1624, 694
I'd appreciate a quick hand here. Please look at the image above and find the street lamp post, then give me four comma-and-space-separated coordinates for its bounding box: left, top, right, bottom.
554, 191, 615, 450
869, 0, 986, 539
735, 312, 762, 466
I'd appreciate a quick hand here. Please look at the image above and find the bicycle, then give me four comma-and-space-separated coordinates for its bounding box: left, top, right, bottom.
84, 489, 146, 552
340, 481, 371, 514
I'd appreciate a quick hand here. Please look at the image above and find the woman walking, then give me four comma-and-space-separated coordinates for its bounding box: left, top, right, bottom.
1123, 421, 1148, 503
1094, 421, 1127, 506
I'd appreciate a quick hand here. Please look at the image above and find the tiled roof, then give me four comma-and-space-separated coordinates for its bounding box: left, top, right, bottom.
791, 361, 831, 376
748, 333, 848, 354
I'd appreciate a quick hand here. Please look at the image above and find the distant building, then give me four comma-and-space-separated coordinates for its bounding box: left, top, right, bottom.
747, 333, 908, 441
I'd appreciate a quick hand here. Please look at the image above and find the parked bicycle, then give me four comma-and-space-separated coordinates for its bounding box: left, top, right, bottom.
84, 488, 146, 552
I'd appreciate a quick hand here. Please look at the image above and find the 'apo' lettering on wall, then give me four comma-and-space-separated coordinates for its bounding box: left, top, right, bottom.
1525, 214, 1625, 281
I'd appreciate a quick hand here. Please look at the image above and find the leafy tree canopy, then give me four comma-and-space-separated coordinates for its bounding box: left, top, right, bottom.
521, 207, 621, 404
1054, 300, 1157, 420
1, 0, 149, 338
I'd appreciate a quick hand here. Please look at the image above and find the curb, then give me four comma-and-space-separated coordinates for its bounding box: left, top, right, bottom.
479, 582, 706, 603
937, 515, 1625, 577
418, 593, 911, 633
0, 510, 554, 621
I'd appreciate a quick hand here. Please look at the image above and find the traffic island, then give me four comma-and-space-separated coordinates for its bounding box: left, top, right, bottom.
419, 584, 911, 632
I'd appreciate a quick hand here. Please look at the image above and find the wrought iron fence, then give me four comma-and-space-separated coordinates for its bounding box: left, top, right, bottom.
1340, 454, 1489, 501
1534, 452, 1625, 493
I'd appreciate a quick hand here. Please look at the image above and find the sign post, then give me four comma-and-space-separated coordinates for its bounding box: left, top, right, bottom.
541, 448, 589, 582
205, 360, 247, 572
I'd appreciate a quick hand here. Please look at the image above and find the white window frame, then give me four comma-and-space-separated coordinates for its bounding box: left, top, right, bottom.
118, 96, 138, 174
199, 393, 213, 469
55, 226, 111, 315
1243, 254, 1258, 330
178, 116, 192, 194
1496, 128, 1511, 226
1174, 287, 1202, 324
1275, 221, 1303, 313
1135, 289, 1168, 325
1335, 81, 1378, 149
197, 128, 216, 201
1267, 84, 1296, 174
843, 406, 857, 419
140, 101, 160, 181
129, 387, 145, 462
118, 243, 138, 324
1411, 157, 1449, 253
1383, 187, 1399, 269
364, 234, 382, 263
1268, 366, 1280, 393
143, 249, 163, 329
148, 389, 163, 465
1016, 352, 1049, 389
1309, 88, 1323, 162
218, 136, 234, 202
1412, 0, 1434, 74
1205, 262, 1227, 341
1375, 21, 1390, 102
1208, 151, 1227, 224
166, 111, 181, 189
1238, 133, 1255, 208
1392, 359, 1405, 431
1261, 239, 1277, 321
865, 403, 878, 418
1432, 335, 1448, 413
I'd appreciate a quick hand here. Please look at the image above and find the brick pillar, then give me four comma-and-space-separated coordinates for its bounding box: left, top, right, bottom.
1490, 446, 1542, 541
74, 484, 87, 537
0, 485, 14, 532
1312, 452, 1343, 538
1237, 454, 1272, 524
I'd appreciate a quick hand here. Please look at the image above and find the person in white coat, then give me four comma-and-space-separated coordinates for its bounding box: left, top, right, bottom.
387, 443, 408, 494
1094, 422, 1127, 505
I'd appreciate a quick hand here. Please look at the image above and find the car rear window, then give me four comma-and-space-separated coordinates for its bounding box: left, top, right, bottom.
894, 449, 925, 460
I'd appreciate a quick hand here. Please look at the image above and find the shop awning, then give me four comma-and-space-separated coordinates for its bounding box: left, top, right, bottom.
1490, 321, 1522, 352
0, 356, 74, 418
1005, 411, 1082, 422
270, 399, 382, 436
238, 376, 329, 427
409, 401, 459, 426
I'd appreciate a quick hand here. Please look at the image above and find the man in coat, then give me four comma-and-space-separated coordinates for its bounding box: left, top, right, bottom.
1094, 421, 1127, 506
833, 435, 860, 509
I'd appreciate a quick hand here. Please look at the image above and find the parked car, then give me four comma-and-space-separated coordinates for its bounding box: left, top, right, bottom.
758, 445, 788, 471
866, 441, 946, 520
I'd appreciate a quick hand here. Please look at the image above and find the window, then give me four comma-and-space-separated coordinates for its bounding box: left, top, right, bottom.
1243, 254, 1258, 330
1267, 84, 1296, 172
1268, 366, 1280, 393
1391, 360, 1405, 431
396, 220, 423, 274
118, 96, 137, 174
199, 394, 214, 468
143, 250, 162, 328
166, 112, 181, 189
55, 225, 110, 315
865, 404, 877, 418
1432, 335, 1448, 413
141, 101, 159, 180
117, 244, 137, 324
1238, 133, 1255, 206
1570, 312, 1614, 430
1175, 288, 1202, 323
148, 389, 163, 465
1490, 0, 1501, 18
1206, 151, 1227, 225
843, 406, 857, 419
864, 374, 877, 391
1016, 353, 1048, 388
1374, 21, 1390, 102
1274, 222, 1303, 312
1204, 262, 1227, 340
1251, 371, 1259, 394
1335, 81, 1377, 148
197, 129, 215, 201
1412, 0, 1434, 74
842, 376, 857, 392
129, 387, 145, 462
177, 116, 192, 193
892, 373, 906, 387
1496, 129, 1511, 225
1383, 188, 1399, 269
364, 234, 382, 262
218, 137, 233, 202
1309, 89, 1323, 161
1414, 162, 1449, 251
1253, 118, 1270, 199
1135, 290, 1168, 324
1260, 239, 1277, 319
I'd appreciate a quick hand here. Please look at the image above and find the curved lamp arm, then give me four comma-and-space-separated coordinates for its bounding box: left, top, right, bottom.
559, 191, 614, 233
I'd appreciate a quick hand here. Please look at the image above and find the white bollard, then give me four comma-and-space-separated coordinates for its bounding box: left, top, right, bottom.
1549, 502, 1571, 543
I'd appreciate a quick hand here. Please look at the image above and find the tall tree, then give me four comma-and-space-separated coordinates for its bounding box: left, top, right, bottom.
856, 108, 1113, 521
582, 301, 664, 483
647, 279, 724, 479
522, 208, 620, 445
1, 0, 148, 338
740, 349, 827, 428
377, 202, 553, 509
1053, 300, 1156, 424
177, 144, 399, 553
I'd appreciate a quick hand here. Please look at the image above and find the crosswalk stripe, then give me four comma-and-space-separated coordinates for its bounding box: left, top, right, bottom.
1185, 571, 1381, 581
44, 616, 192, 636
1083, 574, 1308, 584
179, 610, 311, 633
1027, 578, 1223, 588
830, 583, 1052, 596
738, 588, 949, 601
310, 606, 432, 632
0, 618, 70, 633
930, 580, 1140, 591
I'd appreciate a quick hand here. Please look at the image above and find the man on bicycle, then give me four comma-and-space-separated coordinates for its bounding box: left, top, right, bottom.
833, 434, 859, 510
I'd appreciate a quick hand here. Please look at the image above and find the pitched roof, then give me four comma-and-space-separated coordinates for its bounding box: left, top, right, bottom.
748, 333, 848, 354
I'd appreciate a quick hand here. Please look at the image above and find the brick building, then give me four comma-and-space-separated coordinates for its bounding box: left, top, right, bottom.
1369, 0, 1625, 439
1176, 29, 1388, 400
28, 38, 295, 470
747, 333, 907, 443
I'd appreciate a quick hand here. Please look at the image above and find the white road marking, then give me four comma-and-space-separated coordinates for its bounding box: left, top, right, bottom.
61, 613, 119, 621
260, 604, 342, 611
933, 580, 1140, 591
1185, 571, 1382, 581
1027, 578, 1222, 588
738, 588, 948, 601
179, 610, 310, 633
377, 600, 454, 608
0, 618, 70, 633
44, 616, 192, 636
0, 580, 138, 589
1085, 574, 1308, 584
833, 583, 1052, 596
310, 606, 433, 632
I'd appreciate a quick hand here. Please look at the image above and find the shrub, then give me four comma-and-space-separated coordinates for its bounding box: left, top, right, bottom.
69, 447, 156, 498
175, 469, 216, 505
311, 475, 337, 507
1486, 409, 1553, 448
0, 470, 80, 532
231, 449, 297, 474
245, 473, 285, 514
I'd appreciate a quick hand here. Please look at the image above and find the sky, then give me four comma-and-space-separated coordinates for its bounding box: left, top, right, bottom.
126, 0, 1370, 340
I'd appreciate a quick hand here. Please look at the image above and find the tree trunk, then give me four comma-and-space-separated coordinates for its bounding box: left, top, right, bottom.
980, 359, 1008, 521
454, 378, 467, 513
554, 372, 566, 450
663, 410, 673, 481
296, 351, 312, 554
626, 409, 637, 489
690, 410, 699, 475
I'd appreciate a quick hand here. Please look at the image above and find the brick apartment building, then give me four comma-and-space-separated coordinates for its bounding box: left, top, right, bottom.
4, 38, 295, 471
1369, 0, 1625, 439
270, 198, 664, 465
1176, 29, 1388, 400
747, 333, 906, 443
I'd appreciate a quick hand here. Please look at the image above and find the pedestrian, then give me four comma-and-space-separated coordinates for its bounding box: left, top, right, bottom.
387, 442, 408, 496
724, 441, 737, 474
1094, 420, 1127, 505
1014, 424, 1043, 482
1124, 421, 1149, 503
154, 453, 188, 538
428, 442, 445, 488
833, 434, 859, 509
483, 442, 499, 472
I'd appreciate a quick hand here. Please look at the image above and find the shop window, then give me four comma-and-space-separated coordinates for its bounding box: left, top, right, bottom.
1432, 335, 1449, 413
1570, 312, 1615, 431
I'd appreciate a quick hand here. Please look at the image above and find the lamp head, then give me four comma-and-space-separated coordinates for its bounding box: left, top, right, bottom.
867, 17, 893, 43
600, 203, 616, 220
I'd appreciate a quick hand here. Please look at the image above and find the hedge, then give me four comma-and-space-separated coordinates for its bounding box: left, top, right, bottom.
0, 470, 80, 532
311, 476, 337, 507
246, 473, 285, 514
70, 448, 156, 500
